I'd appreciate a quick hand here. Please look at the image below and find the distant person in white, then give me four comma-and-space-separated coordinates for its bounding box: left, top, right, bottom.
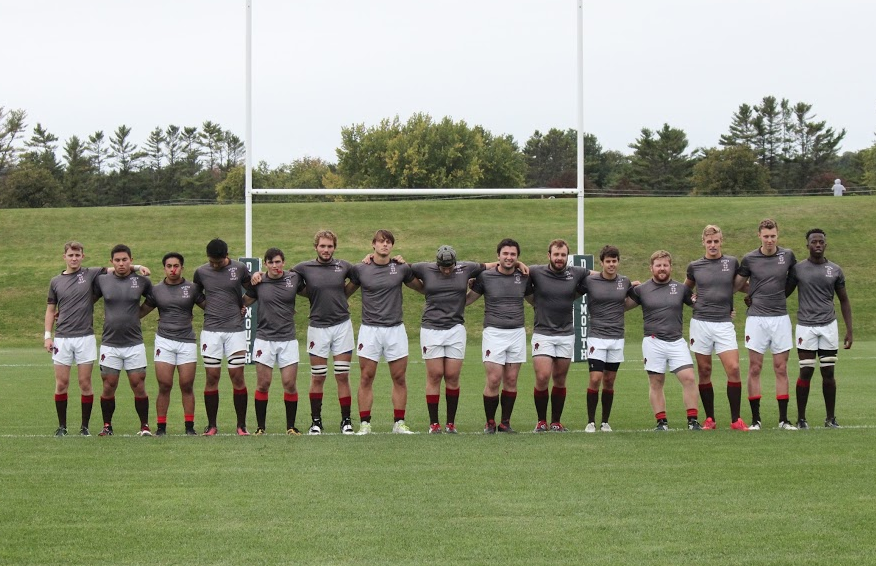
832, 179, 845, 197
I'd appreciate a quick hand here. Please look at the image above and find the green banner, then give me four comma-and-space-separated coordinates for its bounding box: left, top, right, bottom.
571, 254, 594, 363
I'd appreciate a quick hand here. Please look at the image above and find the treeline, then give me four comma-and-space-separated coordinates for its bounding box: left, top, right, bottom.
1, 97, 874, 208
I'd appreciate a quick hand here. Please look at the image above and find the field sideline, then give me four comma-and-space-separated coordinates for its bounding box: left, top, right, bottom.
2, 197, 875, 564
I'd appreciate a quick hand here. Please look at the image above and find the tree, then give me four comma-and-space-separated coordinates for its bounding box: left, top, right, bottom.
22, 123, 62, 179
0, 107, 27, 175
628, 124, 694, 195
86, 131, 110, 173
719, 103, 757, 148
109, 125, 141, 173
199, 121, 224, 170
62, 135, 97, 206
478, 130, 526, 189
223, 130, 244, 171
0, 162, 65, 208
692, 145, 771, 196
523, 128, 575, 188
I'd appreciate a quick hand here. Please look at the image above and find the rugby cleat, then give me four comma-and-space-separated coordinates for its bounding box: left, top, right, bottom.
497, 421, 516, 434
203, 425, 218, 436
254, 428, 266, 436
392, 420, 414, 434
340, 417, 355, 435
236, 425, 250, 436
600, 422, 613, 432
796, 419, 809, 430
688, 419, 703, 431
54, 426, 68, 437
778, 421, 798, 431
137, 424, 153, 437
185, 427, 198, 436
824, 417, 841, 428
654, 419, 669, 432
357, 421, 372, 435
730, 419, 749, 431
98, 424, 114, 437
445, 423, 458, 434
584, 422, 597, 433
533, 420, 548, 433
79, 426, 91, 437
155, 428, 167, 437
308, 420, 324, 435
484, 420, 497, 434
286, 427, 302, 436
702, 417, 717, 430
428, 423, 442, 434
748, 420, 762, 431
550, 422, 568, 432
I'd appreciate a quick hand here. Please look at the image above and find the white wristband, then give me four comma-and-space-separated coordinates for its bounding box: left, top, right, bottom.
44, 331, 52, 340
134, 264, 142, 271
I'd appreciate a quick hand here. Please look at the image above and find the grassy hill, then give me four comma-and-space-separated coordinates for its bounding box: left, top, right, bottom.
2, 196, 872, 347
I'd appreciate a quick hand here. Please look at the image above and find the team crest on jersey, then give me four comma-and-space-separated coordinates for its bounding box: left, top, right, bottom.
589, 345, 595, 355
690, 338, 695, 346
825, 266, 833, 277
256, 350, 263, 358
182, 286, 190, 298
100, 354, 106, 362
309, 341, 315, 349
721, 259, 730, 272
334, 263, 342, 272
156, 349, 161, 357
798, 337, 803, 346
669, 283, 678, 295
53, 347, 59, 354
358, 343, 364, 351
229, 267, 238, 280
534, 343, 540, 350
514, 274, 521, 284
777, 254, 785, 265
285, 277, 293, 288
617, 280, 624, 290
202, 344, 208, 351
485, 349, 491, 357
389, 264, 397, 275
131, 278, 139, 289
423, 346, 428, 354
77, 273, 86, 284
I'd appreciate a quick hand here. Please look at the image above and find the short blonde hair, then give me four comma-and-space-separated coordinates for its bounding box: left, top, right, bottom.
702, 225, 723, 240
64, 241, 84, 253
649, 250, 672, 265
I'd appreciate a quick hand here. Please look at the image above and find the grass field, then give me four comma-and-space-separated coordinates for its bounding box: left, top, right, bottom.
2, 197, 875, 564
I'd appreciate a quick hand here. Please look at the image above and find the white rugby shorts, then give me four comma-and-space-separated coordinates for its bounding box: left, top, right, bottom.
586, 336, 625, 364
482, 327, 526, 365
531, 333, 574, 359
52, 335, 97, 366
357, 324, 409, 362
689, 319, 738, 355
744, 315, 792, 354
100, 343, 148, 372
253, 338, 300, 368
420, 324, 466, 360
642, 336, 692, 374
795, 320, 839, 351
307, 320, 354, 359
153, 335, 198, 366
200, 330, 247, 359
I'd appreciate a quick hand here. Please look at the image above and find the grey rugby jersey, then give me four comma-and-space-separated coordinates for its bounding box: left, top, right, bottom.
738, 247, 796, 317
686, 255, 738, 323
192, 259, 252, 332
245, 270, 304, 341
586, 273, 632, 340
471, 268, 530, 329
292, 258, 353, 328
411, 261, 485, 330
527, 264, 588, 336
145, 279, 203, 343
629, 278, 693, 341
349, 261, 415, 327
94, 272, 154, 347
47, 267, 107, 338
789, 259, 846, 327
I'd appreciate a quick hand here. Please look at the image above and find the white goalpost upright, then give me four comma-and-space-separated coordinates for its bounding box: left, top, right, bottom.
243, 0, 586, 257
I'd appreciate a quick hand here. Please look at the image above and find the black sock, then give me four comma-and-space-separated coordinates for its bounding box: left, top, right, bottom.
727, 383, 741, 422
699, 383, 715, 420
134, 396, 149, 426
204, 391, 219, 427
823, 380, 837, 420
483, 395, 499, 422
796, 378, 811, 421
427, 395, 440, 424
601, 389, 614, 423
55, 394, 68, 427
233, 388, 248, 427
533, 388, 548, 421
81, 395, 94, 428
284, 395, 298, 429
749, 396, 761, 424
550, 387, 567, 423
500, 390, 517, 423
255, 397, 268, 429
100, 396, 116, 425
586, 388, 598, 423
445, 388, 460, 424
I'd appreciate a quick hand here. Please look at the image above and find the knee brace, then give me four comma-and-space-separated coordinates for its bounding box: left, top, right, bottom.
334, 361, 351, 376
799, 358, 816, 369
819, 356, 837, 368
311, 365, 328, 377
227, 355, 246, 368
202, 356, 222, 368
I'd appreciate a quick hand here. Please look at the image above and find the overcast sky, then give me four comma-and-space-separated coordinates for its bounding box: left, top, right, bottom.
4, 0, 874, 166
